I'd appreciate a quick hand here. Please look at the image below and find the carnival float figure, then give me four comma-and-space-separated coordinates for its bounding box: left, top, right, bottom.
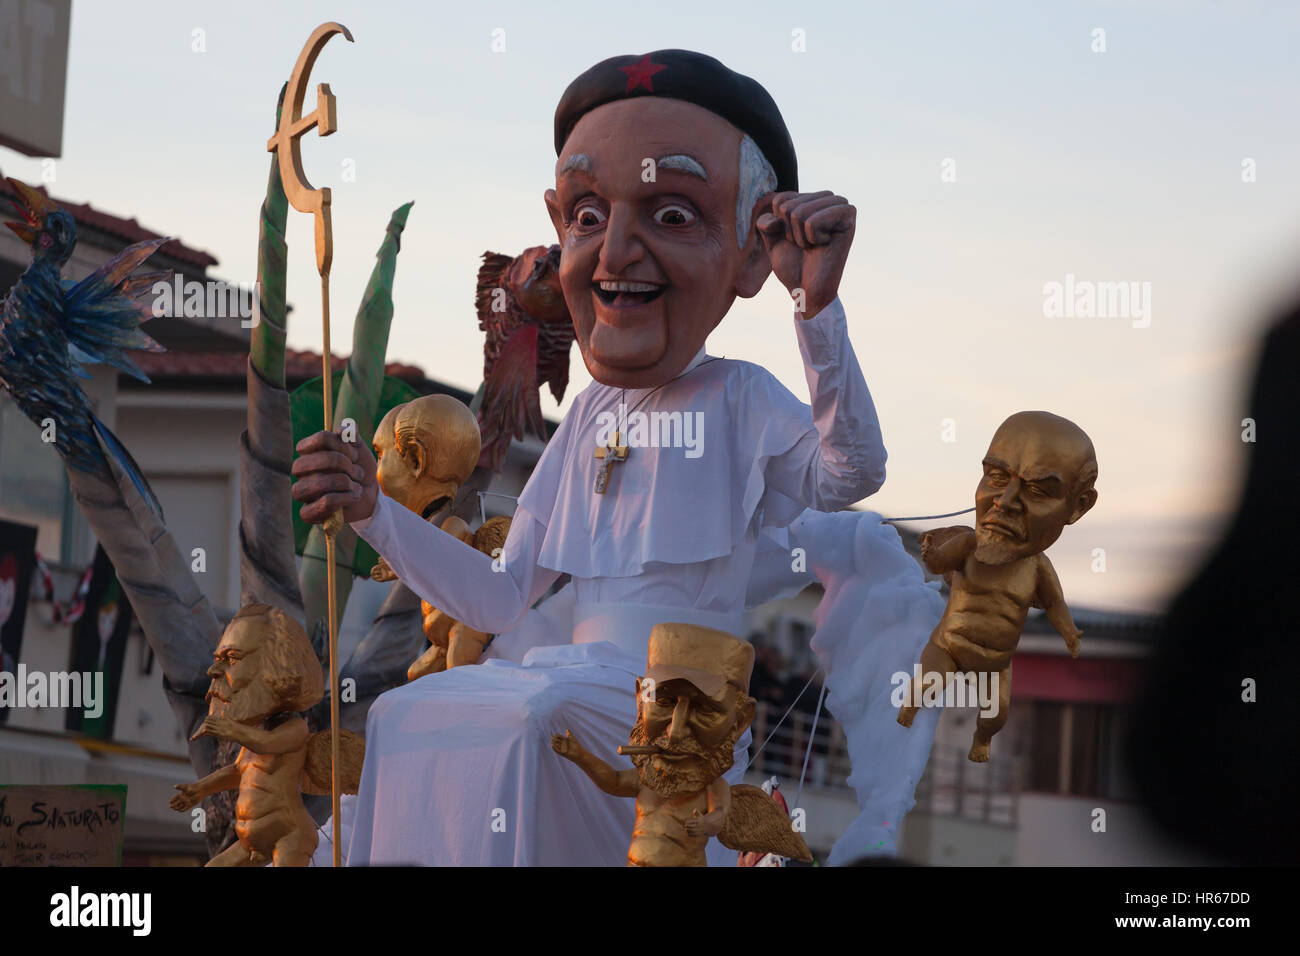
365, 394, 512, 677
896, 411, 1098, 762
474, 244, 574, 471
170, 603, 364, 866
1, 178, 166, 509
551, 623, 812, 866
293, 48, 947, 866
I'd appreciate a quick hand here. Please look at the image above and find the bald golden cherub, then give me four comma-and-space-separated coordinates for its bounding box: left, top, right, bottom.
367, 395, 510, 677
897, 411, 1099, 762
551, 623, 812, 867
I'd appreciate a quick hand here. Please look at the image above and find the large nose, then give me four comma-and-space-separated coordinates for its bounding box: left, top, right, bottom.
206, 661, 222, 679
995, 477, 1023, 511
598, 203, 644, 276
667, 697, 691, 746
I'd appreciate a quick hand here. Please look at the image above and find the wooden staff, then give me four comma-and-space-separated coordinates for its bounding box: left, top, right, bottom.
267, 20, 354, 867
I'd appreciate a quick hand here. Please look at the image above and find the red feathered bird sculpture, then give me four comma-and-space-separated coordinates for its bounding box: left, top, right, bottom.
474, 244, 574, 470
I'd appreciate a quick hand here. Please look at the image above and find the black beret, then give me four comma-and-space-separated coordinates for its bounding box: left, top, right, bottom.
554, 49, 798, 193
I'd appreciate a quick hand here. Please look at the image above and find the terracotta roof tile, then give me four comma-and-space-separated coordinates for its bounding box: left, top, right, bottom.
131, 348, 427, 383
0, 178, 219, 270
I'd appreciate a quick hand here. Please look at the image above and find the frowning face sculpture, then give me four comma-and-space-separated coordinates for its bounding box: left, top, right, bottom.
974, 411, 1099, 565
372, 395, 481, 521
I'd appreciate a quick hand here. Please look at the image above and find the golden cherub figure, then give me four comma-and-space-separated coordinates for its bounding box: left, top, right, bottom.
551, 623, 812, 867
169, 603, 364, 866
408, 514, 512, 679
364, 395, 509, 676
897, 411, 1099, 762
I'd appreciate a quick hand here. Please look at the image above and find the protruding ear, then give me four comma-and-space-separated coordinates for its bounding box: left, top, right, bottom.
544, 189, 565, 245
734, 195, 773, 299
1068, 487, 1098, 524
404, 440, 428, 479
736, 694, 757, 736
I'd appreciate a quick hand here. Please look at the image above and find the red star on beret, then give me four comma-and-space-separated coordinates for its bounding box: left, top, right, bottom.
619, 54, 667, 93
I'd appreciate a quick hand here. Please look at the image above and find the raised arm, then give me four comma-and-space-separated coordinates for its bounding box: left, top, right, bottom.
760, 298, 888, 512
754, 191, 886, 512
193, 714, 311, 755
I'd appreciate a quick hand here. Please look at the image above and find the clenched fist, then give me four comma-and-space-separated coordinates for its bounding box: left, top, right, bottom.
756, 190, 856, 320
292, 430, 379, 525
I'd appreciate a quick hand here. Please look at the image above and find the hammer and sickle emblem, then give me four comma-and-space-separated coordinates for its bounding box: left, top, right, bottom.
266, 21, 353, 275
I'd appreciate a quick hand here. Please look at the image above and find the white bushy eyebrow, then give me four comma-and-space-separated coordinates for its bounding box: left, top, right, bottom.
558, 153, 592, 175
556, 139, 775, 248
656, 154, 708, 181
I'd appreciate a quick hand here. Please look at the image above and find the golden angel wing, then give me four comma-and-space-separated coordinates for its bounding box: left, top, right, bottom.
717, 784, 813, 863
301, 728, 366, 796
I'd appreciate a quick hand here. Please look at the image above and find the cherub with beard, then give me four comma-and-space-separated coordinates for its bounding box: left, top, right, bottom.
896, 411, 1099, 762
170, 603, 363, 866
551, 623, 811, 867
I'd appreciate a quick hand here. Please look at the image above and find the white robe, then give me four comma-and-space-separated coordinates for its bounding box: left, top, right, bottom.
330, 298, 938, 866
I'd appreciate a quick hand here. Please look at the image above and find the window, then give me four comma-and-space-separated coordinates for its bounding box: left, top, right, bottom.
1027, 700, 1115, 797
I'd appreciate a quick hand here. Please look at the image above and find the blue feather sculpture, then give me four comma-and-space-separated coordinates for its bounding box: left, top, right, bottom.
1, 178, 166, 516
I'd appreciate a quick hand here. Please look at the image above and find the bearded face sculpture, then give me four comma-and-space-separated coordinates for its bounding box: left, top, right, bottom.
178, 604, 362, 867
551, 623, 811, 867
627, 625, 756, 797
204, 603, 324, 724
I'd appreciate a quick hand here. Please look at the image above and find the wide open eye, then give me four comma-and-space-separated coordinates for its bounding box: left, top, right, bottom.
653, 204, 695, 226
574, 203, 606, 228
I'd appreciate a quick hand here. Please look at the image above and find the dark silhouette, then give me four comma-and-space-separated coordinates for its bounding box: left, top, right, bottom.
1126, 296, 1300, 865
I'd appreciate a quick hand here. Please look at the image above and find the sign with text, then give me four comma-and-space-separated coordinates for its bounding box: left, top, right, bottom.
0, 0, 72, 157
0, 784, 126, 866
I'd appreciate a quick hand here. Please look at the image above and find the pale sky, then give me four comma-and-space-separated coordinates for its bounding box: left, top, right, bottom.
4, 0, 1299, 612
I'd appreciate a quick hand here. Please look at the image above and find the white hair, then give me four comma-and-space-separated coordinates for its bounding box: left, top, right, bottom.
736, 134, 778, 247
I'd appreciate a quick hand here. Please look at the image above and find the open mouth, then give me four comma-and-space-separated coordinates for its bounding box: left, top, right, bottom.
593, 279, 666, 308
422, 495, 452, 521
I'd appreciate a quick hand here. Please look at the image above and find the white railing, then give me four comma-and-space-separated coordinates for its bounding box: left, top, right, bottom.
747, 701, 1022, 826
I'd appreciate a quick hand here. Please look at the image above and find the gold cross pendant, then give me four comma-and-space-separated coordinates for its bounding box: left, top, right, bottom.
593, 430, 629, 494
